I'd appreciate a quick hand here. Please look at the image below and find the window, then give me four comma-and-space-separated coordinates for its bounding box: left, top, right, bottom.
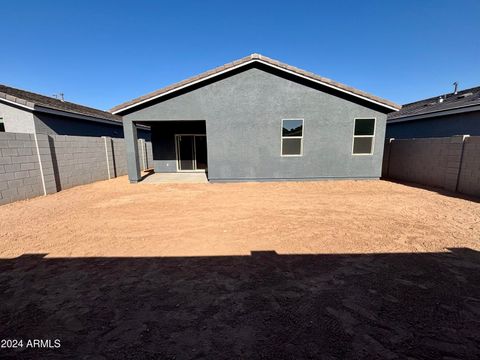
281, 119, 303, 156
0, 118, 4, 132
352, 118, 375, 155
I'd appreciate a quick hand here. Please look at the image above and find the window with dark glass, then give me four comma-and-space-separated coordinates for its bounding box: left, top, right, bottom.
0, 118, 4, 132
281, 119, 303, 156
353, 118, 375, 154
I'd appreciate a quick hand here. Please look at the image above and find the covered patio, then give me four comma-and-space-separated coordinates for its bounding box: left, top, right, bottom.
124, 119, 208, 183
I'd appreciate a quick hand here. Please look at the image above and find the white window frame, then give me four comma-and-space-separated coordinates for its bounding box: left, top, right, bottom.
352, 117, 376, 156
281, 118, 304, 157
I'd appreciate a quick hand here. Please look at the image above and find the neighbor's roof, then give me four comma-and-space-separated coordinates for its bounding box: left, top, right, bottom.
110, 53, 400, 114
0, 84, 121, 123
388, 86, 480, 122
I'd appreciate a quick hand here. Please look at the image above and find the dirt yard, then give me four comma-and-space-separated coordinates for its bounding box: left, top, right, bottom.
0, 177, 479, 359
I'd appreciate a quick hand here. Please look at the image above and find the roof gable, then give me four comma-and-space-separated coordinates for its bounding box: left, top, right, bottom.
111, 54, 400, 114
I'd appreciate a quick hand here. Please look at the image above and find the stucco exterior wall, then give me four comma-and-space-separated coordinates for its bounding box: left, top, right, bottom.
0, 102, 35, 133
386, 111, 480, 139
125, 65, 387, 181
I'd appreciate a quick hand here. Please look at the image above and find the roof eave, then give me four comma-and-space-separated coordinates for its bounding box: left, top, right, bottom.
387, 103, 480, 123
0, 90, 125, 125
33, 106, 152, 130
0, 93, 35, 111
33, 105, 123, 126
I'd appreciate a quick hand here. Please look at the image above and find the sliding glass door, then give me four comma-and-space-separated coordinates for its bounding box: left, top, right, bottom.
175, 135, 207, 171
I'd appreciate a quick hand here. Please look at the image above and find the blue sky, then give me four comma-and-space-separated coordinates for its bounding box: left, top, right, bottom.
1, 0, 479, 110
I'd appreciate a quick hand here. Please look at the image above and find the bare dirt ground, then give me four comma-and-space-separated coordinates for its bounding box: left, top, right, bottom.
0, 176, 479, 359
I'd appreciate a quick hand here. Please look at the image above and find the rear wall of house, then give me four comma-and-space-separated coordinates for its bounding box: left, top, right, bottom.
125, 65, 388, 181
386, 111, 480, 139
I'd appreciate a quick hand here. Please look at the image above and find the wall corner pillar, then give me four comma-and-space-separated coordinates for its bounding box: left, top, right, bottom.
102, 136, 115, 179
123, 119, 141, 183
34, 133, 58, 195
138, 138, 147, 171
444, 135, 469, 192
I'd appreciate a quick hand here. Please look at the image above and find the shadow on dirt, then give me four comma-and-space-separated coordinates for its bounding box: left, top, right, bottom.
1, 248, 480, 359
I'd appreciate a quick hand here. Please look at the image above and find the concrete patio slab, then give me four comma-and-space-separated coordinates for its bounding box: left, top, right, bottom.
140, 172, 208, 184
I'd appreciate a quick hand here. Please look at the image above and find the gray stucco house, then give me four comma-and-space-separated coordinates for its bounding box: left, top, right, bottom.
0, 84, 150, 139
112, 54, 399, 182
386, 85, 480, 139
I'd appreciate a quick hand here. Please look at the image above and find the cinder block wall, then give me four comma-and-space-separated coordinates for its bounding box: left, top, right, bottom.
0, 132, 152, 205
387, 137, 450, 188
458, 136, 480, 197
146, 141, 154, 169
137, 140, 146, 171
48, 135, 110, 190
381, 139, 392, 178
383, 135, 479, 197
112, 138, 128, 177
0, 133, 44, 205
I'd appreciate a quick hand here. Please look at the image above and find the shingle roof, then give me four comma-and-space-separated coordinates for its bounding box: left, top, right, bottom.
388, 86, 480, 121
0, 84, 121, 123
110, 53, 400, 114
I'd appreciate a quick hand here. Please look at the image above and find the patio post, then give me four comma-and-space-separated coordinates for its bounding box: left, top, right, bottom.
123, 119, 141, 183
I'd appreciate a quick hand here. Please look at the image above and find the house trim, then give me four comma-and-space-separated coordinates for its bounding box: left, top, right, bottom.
34, 105, 125, 126
0, 97, 35, 111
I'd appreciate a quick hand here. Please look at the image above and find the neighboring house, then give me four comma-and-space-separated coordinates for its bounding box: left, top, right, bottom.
111, 54, 400, 183
386, 86, 480, 139
0, 84, 150, 139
